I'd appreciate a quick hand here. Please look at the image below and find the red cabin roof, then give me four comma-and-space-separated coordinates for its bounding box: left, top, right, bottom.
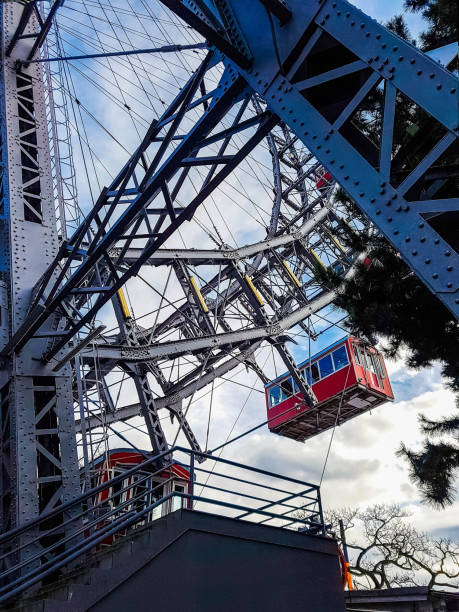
90, 448, 190, 481
265, 337, 393, 442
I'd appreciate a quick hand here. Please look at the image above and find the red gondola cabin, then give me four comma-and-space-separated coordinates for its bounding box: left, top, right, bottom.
91, 449, 190, 524
265, 337, 394, 441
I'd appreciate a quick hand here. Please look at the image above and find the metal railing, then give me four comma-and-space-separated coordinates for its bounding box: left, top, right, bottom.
0, 446, 324, 604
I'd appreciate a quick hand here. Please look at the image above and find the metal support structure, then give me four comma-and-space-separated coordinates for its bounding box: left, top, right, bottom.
0, 1, 80, 538
161, 0, 459, 317
0, 0, 456, 581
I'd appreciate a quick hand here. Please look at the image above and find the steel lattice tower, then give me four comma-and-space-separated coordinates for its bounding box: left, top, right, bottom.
0, 1, 80, 535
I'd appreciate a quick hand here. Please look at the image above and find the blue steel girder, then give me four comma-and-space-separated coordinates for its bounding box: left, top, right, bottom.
162, 0, 459, 317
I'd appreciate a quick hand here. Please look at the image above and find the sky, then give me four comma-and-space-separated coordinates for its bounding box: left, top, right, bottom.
50, 0, 458, 554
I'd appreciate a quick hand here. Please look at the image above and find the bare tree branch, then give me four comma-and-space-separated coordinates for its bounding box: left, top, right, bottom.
296, 503, 459, 590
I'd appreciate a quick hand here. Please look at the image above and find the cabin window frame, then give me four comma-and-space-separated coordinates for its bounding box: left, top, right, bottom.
353, 344, 363, 366
372, 353, 385, 380
318, 354, 334, 379
331, 345, 349, 371
268, 375, 295, 408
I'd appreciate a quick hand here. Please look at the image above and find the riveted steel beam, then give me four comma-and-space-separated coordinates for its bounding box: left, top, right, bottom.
162, 0, 459, 316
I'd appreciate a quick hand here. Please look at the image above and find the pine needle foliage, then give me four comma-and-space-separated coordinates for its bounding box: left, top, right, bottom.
404, 0, 458, 50
314, 3, 459, 507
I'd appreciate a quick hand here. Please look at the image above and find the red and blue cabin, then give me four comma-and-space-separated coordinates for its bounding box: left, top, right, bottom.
265, 337, 393, 442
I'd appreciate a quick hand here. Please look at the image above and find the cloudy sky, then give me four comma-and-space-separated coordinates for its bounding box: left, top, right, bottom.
56, 0, 458, 547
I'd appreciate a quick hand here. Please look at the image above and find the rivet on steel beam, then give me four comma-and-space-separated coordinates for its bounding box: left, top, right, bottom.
425, 259, 431, 264
447, 266, 453, 272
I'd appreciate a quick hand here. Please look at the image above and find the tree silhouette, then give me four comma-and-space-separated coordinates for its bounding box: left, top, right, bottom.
322, 504, 458, 589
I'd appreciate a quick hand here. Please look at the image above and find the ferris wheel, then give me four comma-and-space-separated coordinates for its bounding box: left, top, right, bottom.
5, 0, 369, 471
1, 0, 456, 541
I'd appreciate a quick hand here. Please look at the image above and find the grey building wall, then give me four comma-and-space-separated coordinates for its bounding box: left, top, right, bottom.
92, 510, 345, 612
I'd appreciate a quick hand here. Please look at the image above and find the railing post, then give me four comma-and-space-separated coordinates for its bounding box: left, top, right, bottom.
317, 488, 325, 535
189, 452, 195, 510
